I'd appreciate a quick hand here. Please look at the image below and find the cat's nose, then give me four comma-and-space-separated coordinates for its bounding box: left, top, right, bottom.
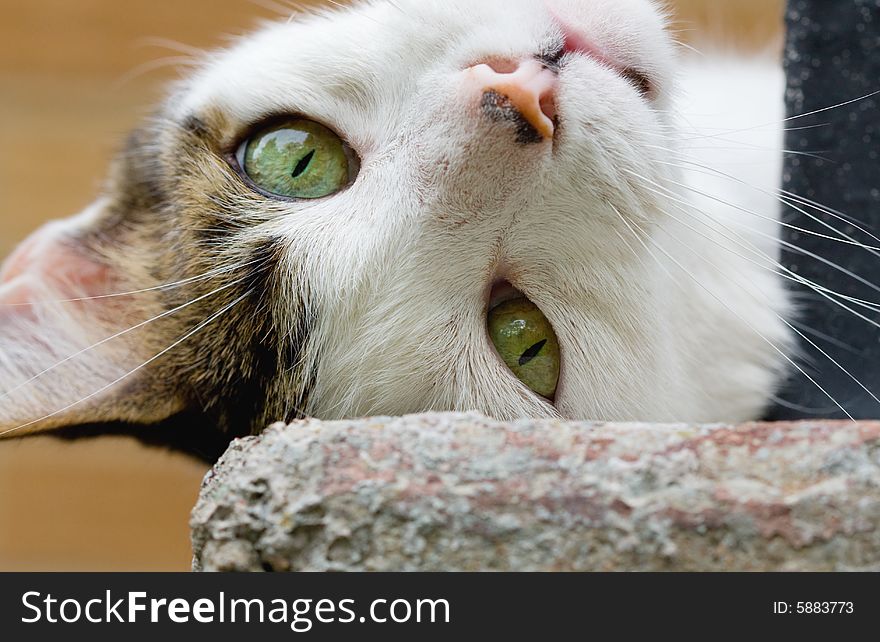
465, 59, 558, 143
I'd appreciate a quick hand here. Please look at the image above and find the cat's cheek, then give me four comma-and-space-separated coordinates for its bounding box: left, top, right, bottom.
405, 88, 553, 219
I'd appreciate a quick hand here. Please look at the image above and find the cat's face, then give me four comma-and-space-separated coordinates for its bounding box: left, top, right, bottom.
0, 0, 779, 440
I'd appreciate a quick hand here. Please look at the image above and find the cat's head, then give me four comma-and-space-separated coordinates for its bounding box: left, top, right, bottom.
0, 0, 688, 439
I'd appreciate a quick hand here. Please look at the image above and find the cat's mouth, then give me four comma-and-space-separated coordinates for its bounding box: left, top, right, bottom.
549, 9, 654, 98
486, 280, 561, 400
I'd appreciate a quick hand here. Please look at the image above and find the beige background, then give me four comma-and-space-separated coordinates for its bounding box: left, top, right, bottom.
0, 0, 783, 571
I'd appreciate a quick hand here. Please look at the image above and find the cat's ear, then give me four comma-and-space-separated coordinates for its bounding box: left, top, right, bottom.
0, 198, 185, 437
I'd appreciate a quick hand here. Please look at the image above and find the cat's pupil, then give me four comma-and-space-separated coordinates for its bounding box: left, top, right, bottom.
292, 150, 316, 178
518, 339, 547, 366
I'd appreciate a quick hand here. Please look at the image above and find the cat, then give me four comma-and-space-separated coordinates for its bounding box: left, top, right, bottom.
0, 0, 807, 452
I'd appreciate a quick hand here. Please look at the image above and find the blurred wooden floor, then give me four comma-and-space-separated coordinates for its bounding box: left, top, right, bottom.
0, 0, 783, 571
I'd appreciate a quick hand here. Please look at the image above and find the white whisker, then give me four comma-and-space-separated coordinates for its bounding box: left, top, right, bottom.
0, 274, 256, 404
627, 165, 880, 316
0, 258, 263, 308
609, 202, 855, 421
654, 154, 880, 250
626, 168, 880, 253
0, 290, 254, 438
112, 56, 200, 91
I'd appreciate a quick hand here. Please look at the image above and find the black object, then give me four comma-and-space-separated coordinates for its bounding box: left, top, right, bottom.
767, 0, 880, 420
51, 413, 237, 464
0, 572, 875, 637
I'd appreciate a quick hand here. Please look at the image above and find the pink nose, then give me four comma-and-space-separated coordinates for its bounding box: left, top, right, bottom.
466, 59, 558, 142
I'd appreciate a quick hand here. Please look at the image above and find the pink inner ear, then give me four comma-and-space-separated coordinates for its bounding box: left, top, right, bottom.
0, 278, 37, 325
0, 278, 34, 306
0, 221, 114, 309
0, 205, 185, 433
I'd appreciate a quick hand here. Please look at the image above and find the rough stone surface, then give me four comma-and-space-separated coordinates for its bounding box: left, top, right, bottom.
191, 413, 880, 571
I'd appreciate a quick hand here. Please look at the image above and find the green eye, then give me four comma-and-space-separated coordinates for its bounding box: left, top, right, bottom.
488, 297, 560, 399
239, 119, 354, 199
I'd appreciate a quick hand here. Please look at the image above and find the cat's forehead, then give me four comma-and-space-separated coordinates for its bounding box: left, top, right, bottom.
173, 0, 669, 141
176, 1, 540, 124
